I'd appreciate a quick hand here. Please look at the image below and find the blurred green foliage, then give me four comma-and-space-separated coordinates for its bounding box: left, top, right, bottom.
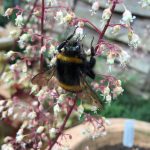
101, 89, 150, 122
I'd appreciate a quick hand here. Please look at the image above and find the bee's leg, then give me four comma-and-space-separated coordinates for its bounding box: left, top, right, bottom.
82, 37, 96, 79
89, 37, 96, 68
57, 28, 77, 52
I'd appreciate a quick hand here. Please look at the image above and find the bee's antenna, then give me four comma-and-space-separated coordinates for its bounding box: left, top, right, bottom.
66, 27, 78, 42
90, 36, 95, 56
57, 27, 78, 52
91, 36, 94, 47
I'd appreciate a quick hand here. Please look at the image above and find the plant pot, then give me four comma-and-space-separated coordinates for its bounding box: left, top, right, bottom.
60, 118, 150, 150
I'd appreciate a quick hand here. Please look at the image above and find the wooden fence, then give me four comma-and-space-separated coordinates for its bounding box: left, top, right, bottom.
74, 0, 150, 99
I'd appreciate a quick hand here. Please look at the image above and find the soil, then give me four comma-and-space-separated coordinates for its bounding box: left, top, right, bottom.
99, 144, 150, 150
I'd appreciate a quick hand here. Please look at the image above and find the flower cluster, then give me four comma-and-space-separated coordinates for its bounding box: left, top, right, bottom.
0, 0, 142, 149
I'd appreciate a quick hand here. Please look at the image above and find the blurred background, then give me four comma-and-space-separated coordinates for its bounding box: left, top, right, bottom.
0, 0, 150, 149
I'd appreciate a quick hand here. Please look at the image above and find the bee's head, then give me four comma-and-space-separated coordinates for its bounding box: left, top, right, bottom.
64, 40, 81, 56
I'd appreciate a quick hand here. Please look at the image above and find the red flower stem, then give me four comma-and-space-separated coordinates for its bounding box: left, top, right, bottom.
20, 0, 39, 35
95, 2, 117, 52
49, 97, 77, 150
13, 0, 38, 50
75, 18, 101, 34
40, 0, 45, 71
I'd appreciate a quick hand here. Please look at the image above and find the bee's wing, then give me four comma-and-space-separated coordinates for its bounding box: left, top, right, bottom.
31, 66, 56, 87
80, 75, 103, 109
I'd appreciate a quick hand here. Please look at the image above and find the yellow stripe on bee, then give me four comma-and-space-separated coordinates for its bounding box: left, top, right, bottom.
57, 53, 83, 64
58, 81, 83, 92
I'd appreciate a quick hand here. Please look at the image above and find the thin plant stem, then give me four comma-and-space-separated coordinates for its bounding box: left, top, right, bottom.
20, 0, 39, 35
95, 2, 117, 52
49, 97, 77, 150
40, 0, 45, 71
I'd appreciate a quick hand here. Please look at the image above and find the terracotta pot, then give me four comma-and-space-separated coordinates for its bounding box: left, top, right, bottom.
59, 118, 150, 150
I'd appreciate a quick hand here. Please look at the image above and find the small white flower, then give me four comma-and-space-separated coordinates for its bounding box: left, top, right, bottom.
7, 107, 14, 116
17, 129, 24, 135
77, 104, 84, 117
103, 86, 110, 96
18, 33, 31, 48
91, 106, 98, 113
78, 21, 84, 28
113, 86, 124, 96
36, 86, 48, 97
16, 135, 24, 143
89, 1, 100, 15
3, 8, 13, 18
30, 85, 38, 94
40, 46, 46, 54
6, 100, 13, 107
5, 51, 16, 59
0, 100, 5, 106
32, 101, 39, 106
111, 25, 121, 35
53, 104, 61, 116
102, 8, 111, 21
48, 45, 56, 57
63, 13, 73, 23
4, 136, 13, 143
10, 30, 20, 39
38, 141, 43, 148
107, 55, 115, 65
1, 143, 14, 150
2, 111, 8, 118
13, 113, 18, 120
106, 95, 112, 103
128, 31, 141, 48
15, 14, 24, 27
36, 126, 45, 134
121, 8, 136, 25
49, 128, 57, 138
28, 111, 37, 120
74, 27, 84, 39
57, 94, 66, 103
54, 10, 64, 24
118, 50, 130, 66
50, 57, 57, 66
21, 121, 28, 129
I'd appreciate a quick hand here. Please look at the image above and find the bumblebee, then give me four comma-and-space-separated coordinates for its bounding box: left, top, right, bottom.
32, 29, 102, 108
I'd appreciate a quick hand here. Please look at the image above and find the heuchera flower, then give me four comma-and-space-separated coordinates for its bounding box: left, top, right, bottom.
102, 8, 111, 21
49, 128, 57, 138
128, 30, 141, 48
89, 1, 100, 15
18, 33, 31, 48
15, 14, 24, 27
54, 10, 64, 24
121, 8, 136, 25
74, 27, 84, 39
1, 143, 14, 150
3, 8, 13, 18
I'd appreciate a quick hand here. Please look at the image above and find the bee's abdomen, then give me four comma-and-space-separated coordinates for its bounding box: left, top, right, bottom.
56, 53, 83, 92
57, 53, 83, 64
